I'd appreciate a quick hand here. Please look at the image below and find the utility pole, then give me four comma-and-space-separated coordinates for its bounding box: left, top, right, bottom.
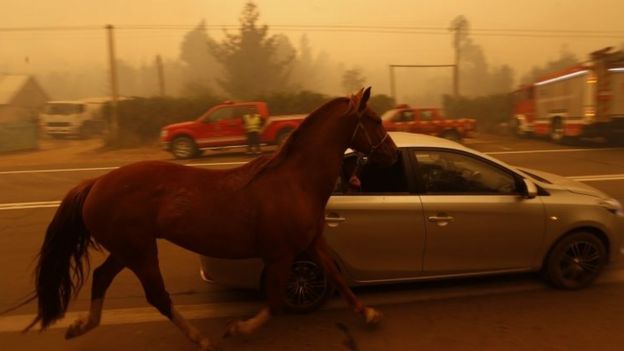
105, 24, 120, 141
389, 65, 396, 102
155, 55, 166, 97
450, 17, 467, 97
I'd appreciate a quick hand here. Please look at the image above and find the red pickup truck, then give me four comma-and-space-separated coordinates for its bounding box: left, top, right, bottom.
381, 105, 476, 142
160, 101, 305, 158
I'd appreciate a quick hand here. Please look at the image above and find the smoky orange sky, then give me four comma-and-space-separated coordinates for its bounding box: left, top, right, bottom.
1, 0, 623, 97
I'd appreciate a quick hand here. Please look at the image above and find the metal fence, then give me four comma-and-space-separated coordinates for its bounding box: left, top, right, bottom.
0, 121, 39, 153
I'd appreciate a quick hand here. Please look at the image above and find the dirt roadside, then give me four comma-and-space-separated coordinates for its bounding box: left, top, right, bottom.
0, 138, 171, 171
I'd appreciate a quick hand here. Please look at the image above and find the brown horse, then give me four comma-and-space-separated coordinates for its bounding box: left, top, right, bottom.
26, 87, 397, 350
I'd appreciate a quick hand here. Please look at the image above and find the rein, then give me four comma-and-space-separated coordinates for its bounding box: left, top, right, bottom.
349, 113, 389, 158
346, 109, 389, 185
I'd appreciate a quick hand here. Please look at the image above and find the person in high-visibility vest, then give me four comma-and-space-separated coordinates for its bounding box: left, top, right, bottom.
243, 113, 262, 154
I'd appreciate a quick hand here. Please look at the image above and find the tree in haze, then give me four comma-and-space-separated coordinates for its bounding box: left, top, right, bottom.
489, 64, 514, 93
179, 20, 220, 95
449, 15, 516, 96
208, 1, 295, 99
341, 68, 367, 93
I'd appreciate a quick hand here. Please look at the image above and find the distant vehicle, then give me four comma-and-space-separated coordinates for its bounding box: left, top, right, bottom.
39, 98, 109, 138
380, 105, 476, 142
511, 47, 624, 143
160, 101, 305, 159
200, 132, 624, 312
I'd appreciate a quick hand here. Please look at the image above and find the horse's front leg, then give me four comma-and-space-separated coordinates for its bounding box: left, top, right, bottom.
223, 254, 294, 338
312, 234, 382, 325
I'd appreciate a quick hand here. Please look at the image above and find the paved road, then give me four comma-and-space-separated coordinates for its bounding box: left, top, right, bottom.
1, 134, 624, 350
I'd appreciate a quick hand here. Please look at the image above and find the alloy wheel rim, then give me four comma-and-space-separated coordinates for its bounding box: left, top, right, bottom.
285, 261, 328, 309
559, 240, 602, 283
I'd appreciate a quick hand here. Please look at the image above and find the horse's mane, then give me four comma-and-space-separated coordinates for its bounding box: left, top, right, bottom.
231, 96, 353, 187
269, 97, 352, 164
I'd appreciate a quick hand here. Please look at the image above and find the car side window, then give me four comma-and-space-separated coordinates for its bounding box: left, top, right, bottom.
400, 111, 414, 122
207, 108, 233, 122
333, 153, 409, 195
414, 150, 518, 195
420, 110, 433, 121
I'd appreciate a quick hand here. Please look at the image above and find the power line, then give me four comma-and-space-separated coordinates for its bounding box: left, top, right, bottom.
0, 24, 623, 40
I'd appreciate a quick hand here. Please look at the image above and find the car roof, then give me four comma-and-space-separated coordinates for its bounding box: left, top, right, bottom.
383, 132, 518, 172
388, 132, 468, 151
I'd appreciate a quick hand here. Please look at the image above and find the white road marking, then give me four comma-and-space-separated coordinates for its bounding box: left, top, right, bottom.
485, 147, 624, 155
0, 201, 61, 211
0, 161, 247, 176
1, 267, 622, 333
0, 146, 622, 175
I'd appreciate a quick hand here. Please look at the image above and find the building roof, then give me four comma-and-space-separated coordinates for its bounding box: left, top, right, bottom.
0, 75, 31, 105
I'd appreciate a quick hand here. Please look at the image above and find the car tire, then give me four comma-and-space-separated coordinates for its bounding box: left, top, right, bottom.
79, 122, 95, 139
171, 136, 199, 159
550, 118, 567, 143
441, 130, 462, 143
543, 231, 607, 290
281, 259, 334, 314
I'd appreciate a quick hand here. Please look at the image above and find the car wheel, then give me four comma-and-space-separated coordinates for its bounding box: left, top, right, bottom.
171, 136, 198, 159
441, 130, 462, 143
79, 122, 95, 139
283, 259, 333, 313
543, 232, 607, 290
550, 118, 566, 143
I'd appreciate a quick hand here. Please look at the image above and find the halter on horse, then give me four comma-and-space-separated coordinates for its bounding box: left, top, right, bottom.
24, 87, 397, 350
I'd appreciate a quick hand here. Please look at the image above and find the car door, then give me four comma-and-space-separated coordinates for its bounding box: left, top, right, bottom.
412, 149, 545, 274
323, 151, 427, 283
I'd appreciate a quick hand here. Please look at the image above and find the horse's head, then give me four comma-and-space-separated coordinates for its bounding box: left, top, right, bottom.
347, 87, 398, 167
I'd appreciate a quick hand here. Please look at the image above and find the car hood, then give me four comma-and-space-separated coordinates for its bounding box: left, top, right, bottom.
516, 167, 610, 199
164, 121, 196, 130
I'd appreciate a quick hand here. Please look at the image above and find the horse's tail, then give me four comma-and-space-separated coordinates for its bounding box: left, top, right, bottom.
26, 178, 98, 331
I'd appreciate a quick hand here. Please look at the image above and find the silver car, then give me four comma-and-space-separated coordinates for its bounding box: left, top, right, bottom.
200, 132, 624, 312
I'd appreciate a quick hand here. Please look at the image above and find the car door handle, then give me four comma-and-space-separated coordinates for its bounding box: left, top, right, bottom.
427, 215, 454, 226
325, 215, 346, 228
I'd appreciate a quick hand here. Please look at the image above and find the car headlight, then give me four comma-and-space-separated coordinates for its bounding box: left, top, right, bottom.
599, 198, 624, 216
160, 129, 168, 138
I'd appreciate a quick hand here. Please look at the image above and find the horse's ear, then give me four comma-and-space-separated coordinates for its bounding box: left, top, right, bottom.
358, 86, 372, 112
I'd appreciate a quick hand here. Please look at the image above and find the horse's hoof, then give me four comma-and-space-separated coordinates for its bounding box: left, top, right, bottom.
64, 319, 84, 339
199, 337, 219, 351
363, 307, 383, 325
222, 320, 239, 339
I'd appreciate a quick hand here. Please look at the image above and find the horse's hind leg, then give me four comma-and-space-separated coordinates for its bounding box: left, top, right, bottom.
312, 235, 382, 324
66, 254, 124, 339
128, 244, 214, 351
224, 254, 294, 338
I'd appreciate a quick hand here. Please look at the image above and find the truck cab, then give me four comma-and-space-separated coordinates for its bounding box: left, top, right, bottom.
39, 100, 105, 138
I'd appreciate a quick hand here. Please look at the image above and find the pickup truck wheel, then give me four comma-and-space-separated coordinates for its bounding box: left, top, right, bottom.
171, 136, 199, 159
550, 118, 566, 143
79, 122, 96, 139
441, 130, 462, 143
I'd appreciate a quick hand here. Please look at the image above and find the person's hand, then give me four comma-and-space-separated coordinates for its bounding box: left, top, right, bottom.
349, 175, 361, 189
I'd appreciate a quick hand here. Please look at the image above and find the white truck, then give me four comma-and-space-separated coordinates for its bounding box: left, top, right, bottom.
39, 98, 108, 138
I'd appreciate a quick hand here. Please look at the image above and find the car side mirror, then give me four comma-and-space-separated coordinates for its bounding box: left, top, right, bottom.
523, 178, 537, 199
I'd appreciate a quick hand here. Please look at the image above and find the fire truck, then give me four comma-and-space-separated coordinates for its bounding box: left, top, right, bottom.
511, 47, 624, 143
